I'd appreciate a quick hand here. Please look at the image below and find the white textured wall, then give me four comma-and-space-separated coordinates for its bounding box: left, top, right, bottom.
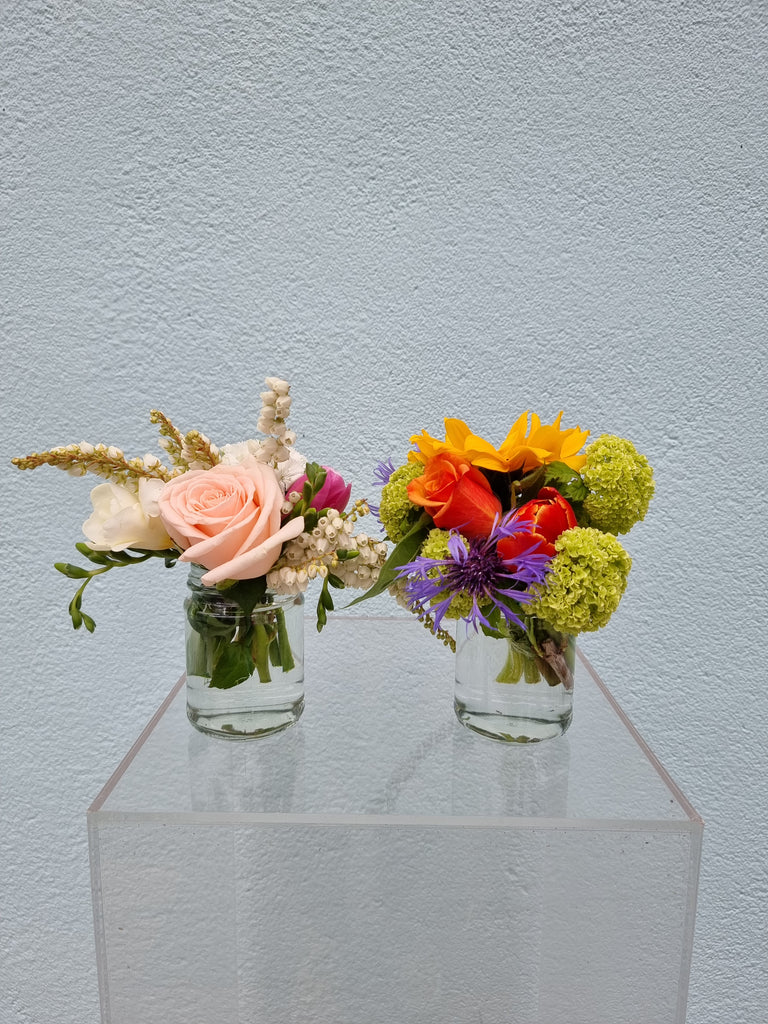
2, 2, 766, 1022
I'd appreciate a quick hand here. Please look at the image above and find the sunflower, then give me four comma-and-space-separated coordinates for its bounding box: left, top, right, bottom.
409, 412, 589, 475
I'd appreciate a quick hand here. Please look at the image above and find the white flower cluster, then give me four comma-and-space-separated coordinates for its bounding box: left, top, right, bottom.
266, 508, 388, 595
257, 377, 297, 464
48, 443, 174, 485
387, 578, 411, 610
219, 378, 307, 488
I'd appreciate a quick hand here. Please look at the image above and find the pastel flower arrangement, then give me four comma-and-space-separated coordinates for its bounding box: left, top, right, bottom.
12, 378, 386, 686
358, 412, 654, 686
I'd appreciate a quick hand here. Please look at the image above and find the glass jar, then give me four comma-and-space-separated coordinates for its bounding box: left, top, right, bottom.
454, 621, 575, 743
184, 565, 304, 739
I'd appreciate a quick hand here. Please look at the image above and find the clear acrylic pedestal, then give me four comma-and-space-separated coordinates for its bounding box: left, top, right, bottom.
88, 618, 702, 1024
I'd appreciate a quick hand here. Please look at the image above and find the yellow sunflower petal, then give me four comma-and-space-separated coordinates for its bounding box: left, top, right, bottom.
443, 419, 473, 448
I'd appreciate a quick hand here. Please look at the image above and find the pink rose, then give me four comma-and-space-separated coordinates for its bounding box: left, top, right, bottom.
291, 466, 352, 513
157, 460, 304, 586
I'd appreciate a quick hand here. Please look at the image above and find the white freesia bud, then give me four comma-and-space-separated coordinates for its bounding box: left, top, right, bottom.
79, 442, 95, 455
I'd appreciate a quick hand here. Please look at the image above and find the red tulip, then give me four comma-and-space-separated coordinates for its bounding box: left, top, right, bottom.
497, 487, 576, 567
518, 486, 577, 542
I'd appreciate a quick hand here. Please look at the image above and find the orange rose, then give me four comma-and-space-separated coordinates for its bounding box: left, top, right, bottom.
407, 452, 501, 538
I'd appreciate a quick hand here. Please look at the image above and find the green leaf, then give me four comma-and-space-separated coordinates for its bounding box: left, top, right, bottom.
544, 461, 589, 503
214, 577, 268, 619
345, 512, 431, 608
81, 613, 96, 633
480, 605, 503, 637
303, 509, 318, 531
209, 638, 255, 689
326, 572, 345, 589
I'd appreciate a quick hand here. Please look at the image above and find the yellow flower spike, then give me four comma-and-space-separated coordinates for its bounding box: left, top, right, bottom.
409, 412, 589, 475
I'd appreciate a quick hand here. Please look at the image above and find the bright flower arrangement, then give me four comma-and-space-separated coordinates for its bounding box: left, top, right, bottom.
12, 378, 386, 688
359, 412, 654, 684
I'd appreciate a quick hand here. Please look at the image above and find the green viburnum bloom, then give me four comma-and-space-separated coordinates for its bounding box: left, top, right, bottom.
421, 528, 473, 619
582, 434, 655, 535
379, 462, 424, 542
527, 527, 632, 634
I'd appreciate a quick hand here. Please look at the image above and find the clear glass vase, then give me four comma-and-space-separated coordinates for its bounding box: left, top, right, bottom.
184, 565, 304, 739
454, 622, 575, 743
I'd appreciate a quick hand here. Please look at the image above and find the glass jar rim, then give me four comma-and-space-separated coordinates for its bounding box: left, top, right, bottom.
185, 563, 303, 606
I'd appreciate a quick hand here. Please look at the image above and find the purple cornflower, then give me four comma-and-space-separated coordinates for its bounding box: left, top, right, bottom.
396, 509, 553, 634
372, 457, 398, 487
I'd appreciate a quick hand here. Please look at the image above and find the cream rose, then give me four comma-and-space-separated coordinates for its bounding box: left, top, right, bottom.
157, 459, 304, 585
83, 479, 173, 552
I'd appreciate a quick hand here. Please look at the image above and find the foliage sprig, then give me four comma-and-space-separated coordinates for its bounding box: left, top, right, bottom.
55, 543, 178, 631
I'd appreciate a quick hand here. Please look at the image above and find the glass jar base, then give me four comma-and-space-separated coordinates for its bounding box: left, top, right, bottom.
187, 699, 304, 740
454, 699, 572, 744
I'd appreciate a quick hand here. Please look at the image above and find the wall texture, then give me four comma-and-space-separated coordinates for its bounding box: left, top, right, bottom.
2, 2, 766, 1022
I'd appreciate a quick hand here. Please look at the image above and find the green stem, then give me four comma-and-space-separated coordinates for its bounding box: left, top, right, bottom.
275, 608, 295, 672
252, 623, 272, 683
496, 639, 524, 683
